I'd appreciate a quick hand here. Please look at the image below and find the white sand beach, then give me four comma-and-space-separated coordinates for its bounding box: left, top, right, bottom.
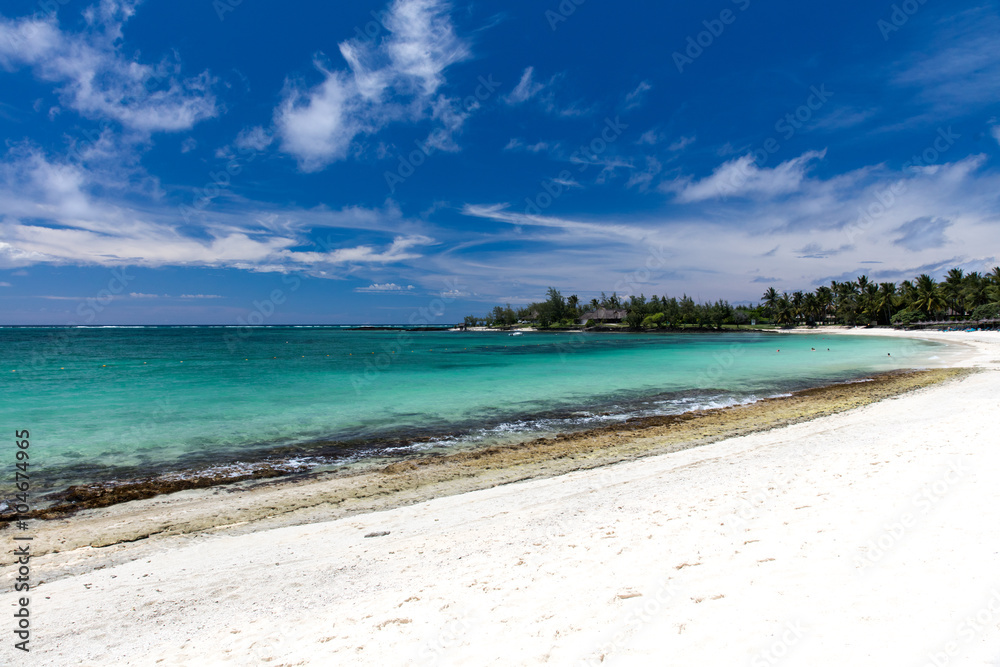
9, 329, 1000, 666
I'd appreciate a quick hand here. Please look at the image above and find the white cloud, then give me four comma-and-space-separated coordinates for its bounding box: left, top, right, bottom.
452, 154, 1000, 305
0, 281, 11, 287
504, 66, 545, 105
354, 282, 415, 292
669, 135, 696, 152
666, 150, 827, 203
624, 81, 651, 109
234, 126, 273, 152
462, 204, 650, 242
887, 7, 1000, 124
290, 235, 434, 265
552, 176, 581, 189
180, 294, 223, 299
0, 146, 436, 272
0, 2, 217, 132
637, 129, 663, 145
991, 124, 1000, 146
625, 157, 662, 192
506, 138, 552, 154
501, 66, 585, 116
274, 0, 470, 171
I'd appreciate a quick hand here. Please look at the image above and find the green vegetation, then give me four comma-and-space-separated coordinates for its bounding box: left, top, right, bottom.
463, 266, 1000, 330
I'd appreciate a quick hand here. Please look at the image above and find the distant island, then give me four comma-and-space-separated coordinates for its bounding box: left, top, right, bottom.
462, 267, 1000, 330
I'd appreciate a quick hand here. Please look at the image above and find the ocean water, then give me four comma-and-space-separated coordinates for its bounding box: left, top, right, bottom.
0, 327, 948, 494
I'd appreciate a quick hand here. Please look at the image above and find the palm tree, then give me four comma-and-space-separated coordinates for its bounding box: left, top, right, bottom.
791, 291, 804, 324
961, 273, 988, 313
988, 284, 1000, 309
815, 285, 833, 323
941, 268, 966, 319
835, 281, 860, 325
860, 282, 878, 324
802, 292, 820, 325
899, 280, 915, 308
775, 293, 794, 326
912, 274, 946, 318
761, 287, 779, 320
875, 282, 897, 325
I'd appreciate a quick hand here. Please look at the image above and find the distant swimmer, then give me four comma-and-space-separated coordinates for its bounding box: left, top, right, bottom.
811, 347, 816, 351
888, 353, 891, 356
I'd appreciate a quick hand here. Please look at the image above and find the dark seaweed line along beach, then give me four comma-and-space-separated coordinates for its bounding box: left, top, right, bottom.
0, 366, 968, 555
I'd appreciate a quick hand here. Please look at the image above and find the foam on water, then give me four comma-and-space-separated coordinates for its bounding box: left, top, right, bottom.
0, 327, 947, 494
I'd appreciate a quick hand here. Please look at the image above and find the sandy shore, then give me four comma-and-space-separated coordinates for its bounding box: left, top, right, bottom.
4, 329, 1000, 665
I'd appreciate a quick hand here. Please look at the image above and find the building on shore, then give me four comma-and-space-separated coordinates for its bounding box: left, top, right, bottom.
578, 308, 627, 325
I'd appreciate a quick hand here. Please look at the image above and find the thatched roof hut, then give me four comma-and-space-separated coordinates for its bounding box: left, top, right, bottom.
578, 308, 627, 324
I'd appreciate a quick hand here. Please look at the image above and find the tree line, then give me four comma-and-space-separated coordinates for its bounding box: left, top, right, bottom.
463, 267, 1000, 329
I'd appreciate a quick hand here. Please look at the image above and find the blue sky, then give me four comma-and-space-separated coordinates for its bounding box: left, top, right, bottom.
1, 0, 998, 324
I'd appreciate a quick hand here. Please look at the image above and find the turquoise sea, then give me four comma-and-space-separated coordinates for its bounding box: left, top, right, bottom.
0, 327, 950, 496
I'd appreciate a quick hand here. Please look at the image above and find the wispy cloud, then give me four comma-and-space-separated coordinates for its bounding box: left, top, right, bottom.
274, 0, 470, 171
624, 81, 652, 109
625, 157, 662, 191
892, 216, 952, 251
354, 282, 415, 292
637, 129, 663, 145
0, 146, 436, 272
0, 1, 217, 132
891, 6, 1000, 119
504, 66, 546, 105
503, 138, 552, 153
664, 150, 827, 203
449, 153, 1000, 302
461, 204, 650, 242
668, 136, 696, 152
